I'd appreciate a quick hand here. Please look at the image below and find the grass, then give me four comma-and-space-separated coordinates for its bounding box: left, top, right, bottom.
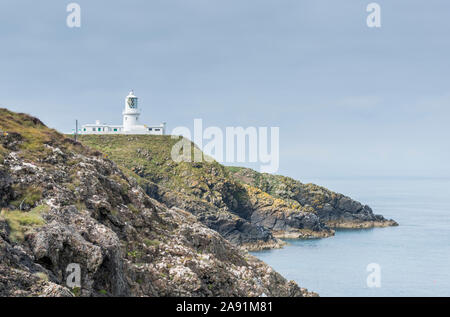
244, 184, 303, 211
127, 204, 139, 214
10, 185, 43, 209
226, 166, 340, 212
71, 287, 81, 297
74, 201, 86, 212
127, 250, 143, 259
143, 238, 160, 247
0, 108, 91, 163
78, 135, 227, 196
0, 205, 49, 242
0, 109, 58, 159
98, 289, 108, 295
225, 166, 244, 174
111, 174, 130, 195
0, 144, 7, 163
33, 272, 49, 282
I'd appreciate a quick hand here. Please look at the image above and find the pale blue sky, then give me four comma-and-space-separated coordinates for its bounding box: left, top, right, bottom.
1, 0, 449, 178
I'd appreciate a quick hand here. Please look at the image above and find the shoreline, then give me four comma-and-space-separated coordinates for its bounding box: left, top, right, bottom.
244, 219, 398, 251
326, 219, 399, 229
272, 228, 335, 240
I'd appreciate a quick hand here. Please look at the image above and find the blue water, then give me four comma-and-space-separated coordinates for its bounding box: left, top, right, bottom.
251, 178, 450, 297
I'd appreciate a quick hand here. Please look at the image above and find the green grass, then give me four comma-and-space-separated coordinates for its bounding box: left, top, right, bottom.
226, 166, 340, 212
143, 238, 160, 247
0, 109, 58, 158
0, 108, 92, 162
225, 166, 244, 173
127, 204, 139, 214
98, 289, 108, 295
0, 205, 49, 242
78, 135, 233, 201
111, 174, 130, 195
10, 185, 43, 209
33, 272, 49, 282
127, 250, 143, 259
71, 287, 81, 297
0, 144, 7, 163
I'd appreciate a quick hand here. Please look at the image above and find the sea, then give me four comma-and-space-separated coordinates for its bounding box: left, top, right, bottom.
251, 177, 450, 297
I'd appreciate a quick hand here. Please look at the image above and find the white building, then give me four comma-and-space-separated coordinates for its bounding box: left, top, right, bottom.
79, 91, 166, 135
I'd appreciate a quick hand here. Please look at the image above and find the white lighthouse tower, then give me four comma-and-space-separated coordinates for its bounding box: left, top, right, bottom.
123, 90, 140, 132
79, 90, 166, 135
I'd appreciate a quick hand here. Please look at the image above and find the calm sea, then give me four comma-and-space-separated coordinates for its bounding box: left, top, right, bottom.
251, 178, 450, 297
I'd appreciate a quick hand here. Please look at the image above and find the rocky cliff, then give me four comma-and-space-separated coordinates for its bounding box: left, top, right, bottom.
79, 135, 396, 247
227, 167, 398, 229
0, 108, 314, 297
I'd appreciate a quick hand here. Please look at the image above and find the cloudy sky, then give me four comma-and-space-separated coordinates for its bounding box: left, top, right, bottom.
1, 0, 449, 179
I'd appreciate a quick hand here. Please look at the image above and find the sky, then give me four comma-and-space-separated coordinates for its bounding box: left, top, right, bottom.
1, 0, 450, 179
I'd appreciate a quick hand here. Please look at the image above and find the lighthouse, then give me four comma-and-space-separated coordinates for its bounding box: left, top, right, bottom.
79, 90, 166, 135
123, 90, 140, 132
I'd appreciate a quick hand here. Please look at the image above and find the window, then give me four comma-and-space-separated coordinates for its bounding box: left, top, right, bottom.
92, 128, 95, 132
98, 128, 101, 132
83, 128, 86, 131
114, 128, 117, 132
155, 129, 160, 131
148, 128, 152, 131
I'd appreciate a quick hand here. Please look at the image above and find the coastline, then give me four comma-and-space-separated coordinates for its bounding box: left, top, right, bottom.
326, 219, 399, 229
272, 228, 335, 240
243, 219, 398, 251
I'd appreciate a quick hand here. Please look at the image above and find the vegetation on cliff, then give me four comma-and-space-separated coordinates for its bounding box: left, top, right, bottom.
79, 135, 334, 246
0, 108, 313, 297
79, 134, 396, 245
227, 167, 398, 228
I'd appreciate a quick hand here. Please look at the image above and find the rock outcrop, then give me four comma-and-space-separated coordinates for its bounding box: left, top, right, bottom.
0, 108, 314, 297
227, 167, 398, 229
